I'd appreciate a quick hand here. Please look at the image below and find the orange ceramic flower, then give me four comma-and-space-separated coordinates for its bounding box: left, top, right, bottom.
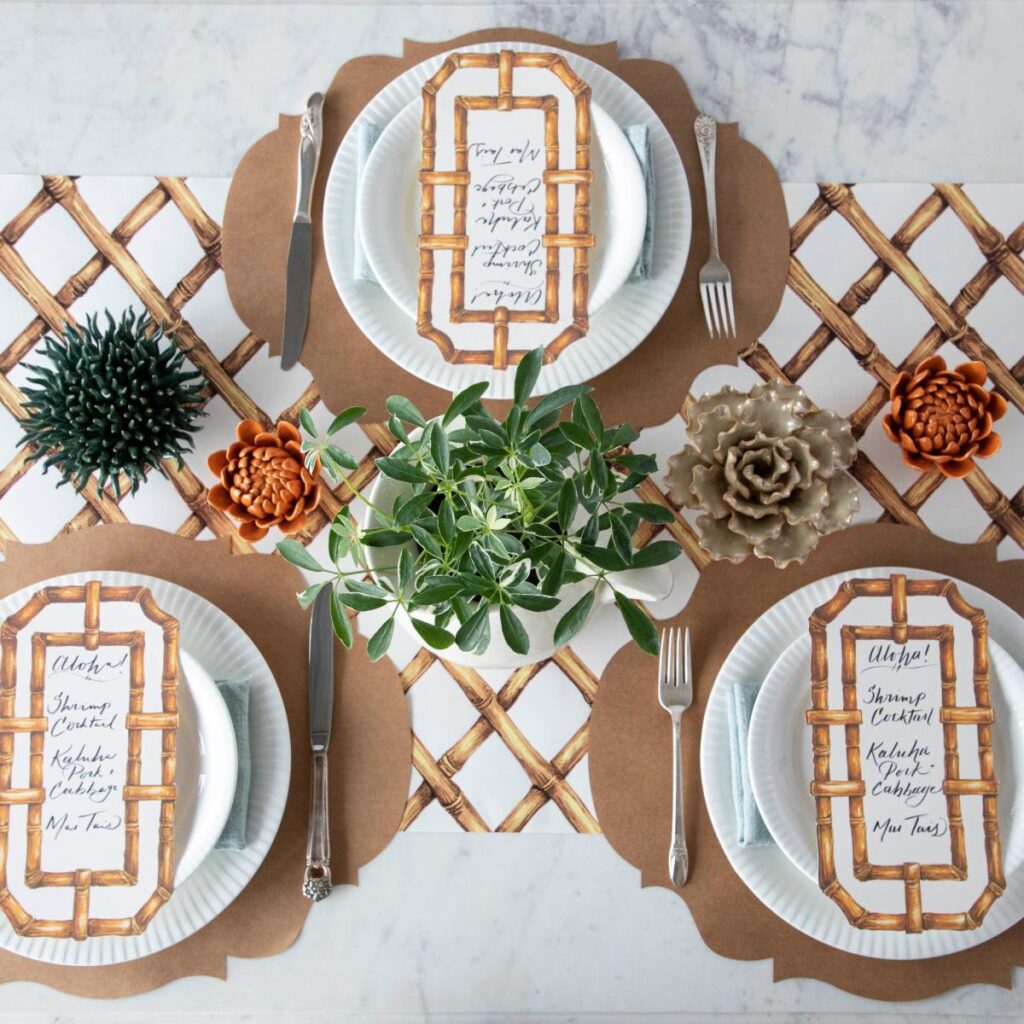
882, 356, 1007, 479
208, 419, 320, 541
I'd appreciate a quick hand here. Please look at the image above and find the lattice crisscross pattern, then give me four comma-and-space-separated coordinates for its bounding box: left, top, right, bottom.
0, 176, 1021, 833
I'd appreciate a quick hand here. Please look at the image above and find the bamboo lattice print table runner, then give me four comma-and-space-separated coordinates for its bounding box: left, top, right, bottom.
0, 176, 1021, 836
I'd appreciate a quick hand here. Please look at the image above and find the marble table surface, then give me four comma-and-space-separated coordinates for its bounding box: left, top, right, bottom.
3, 1, 1024, 1021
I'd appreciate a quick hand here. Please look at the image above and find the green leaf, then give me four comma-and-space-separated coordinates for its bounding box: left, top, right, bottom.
361, 528, 411, 547
579, 544, 628, 572
455, 603, 490, 652
468, 543, 496, 579
554, 588, 596, 646
456, 515, 481, 533
346, 578, 390, 599
430, 424, 450, 474
327, 406, 366, 434
410, 617, 455, 649
299, 408, 317, 436
558, 421, 592, 449
438, 500, 457, 543
411, 524, 443, 559
624, 501, 676, 524
557, 480, 577, 533
388, 414, 411, 445
394, 492, 435, 526
577, 395, 604, 442
276, 539, 324, 573
411, 579, 463, 606
509, 585, 561, 612
335, 591, 388, 612
329, 589, 354, 647
499, 604, 530, 655
617, 452, 658, 475
385, 395, 427, 428
442, 381, 490, 426
297, 581, 327, 609
590, 450, 608, 491
524, 384, 590, 429
514, 347, 543, 406
614, 591, 659, 655
398, 547, 414, 590
367, 617, 395, 661
327, 526, 343, 565
541, 550, 567, 596
631, 540, 683, 568
611, 514, 634, 564
525, 443, 551, 467
375, 456, 429, 484
326, 444, 358, 470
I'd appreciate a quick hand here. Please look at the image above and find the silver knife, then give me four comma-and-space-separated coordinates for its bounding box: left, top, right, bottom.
281, 92, 325, 371
302, 585, 334, 901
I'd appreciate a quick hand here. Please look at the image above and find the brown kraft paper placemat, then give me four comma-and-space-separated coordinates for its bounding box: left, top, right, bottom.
590, 524, 1024, 1000
0, 524, 410, 997
222, 29, 789, 426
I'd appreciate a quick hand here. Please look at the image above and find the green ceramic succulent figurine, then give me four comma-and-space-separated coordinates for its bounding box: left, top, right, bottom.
20, 310, 205, 496
665, 382, 859, 568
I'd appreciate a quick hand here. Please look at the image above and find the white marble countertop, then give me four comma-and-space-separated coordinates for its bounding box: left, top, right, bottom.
3, 2, 1024, 1021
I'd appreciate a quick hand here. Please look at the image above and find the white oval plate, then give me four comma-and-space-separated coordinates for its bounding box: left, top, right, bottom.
749, 634, 1024, 883
324, 40, 690, 399
357, 97, 646, 320
174, 650, 238, 886
0, 571, 290, 967
701, 565, 1024, 960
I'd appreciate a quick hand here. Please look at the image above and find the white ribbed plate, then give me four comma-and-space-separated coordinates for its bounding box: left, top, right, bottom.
0, 571, 290, 967
323, 40, 690, 398
701, 565, 1024, 960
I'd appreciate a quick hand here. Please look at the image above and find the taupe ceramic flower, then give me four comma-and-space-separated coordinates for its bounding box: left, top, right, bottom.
665, 383, 859, 567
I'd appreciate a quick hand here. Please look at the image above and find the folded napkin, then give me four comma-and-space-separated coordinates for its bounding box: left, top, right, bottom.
352, 119, 656, 285
214, 679, 252, 851
727, 682, 773, 847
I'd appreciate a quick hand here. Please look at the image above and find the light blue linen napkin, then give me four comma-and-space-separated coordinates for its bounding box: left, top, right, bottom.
727, 682, 774, 847
352, 120, 656, 284
214, 679, 252, 851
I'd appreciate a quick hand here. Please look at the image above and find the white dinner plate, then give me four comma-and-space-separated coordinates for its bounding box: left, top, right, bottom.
173, 650, 238, 886
749, 634, 1024, 883
358, 97, 646, 320
323, 40, 691, 399
0, 571, 290, 967
701, 565, 1024, 960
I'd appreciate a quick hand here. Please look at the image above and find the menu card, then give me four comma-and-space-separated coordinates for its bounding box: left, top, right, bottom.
807, 574, 1005, 933
0, 581, 179, 941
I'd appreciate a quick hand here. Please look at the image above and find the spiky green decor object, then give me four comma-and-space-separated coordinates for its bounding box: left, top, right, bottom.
20, 310, 205, 496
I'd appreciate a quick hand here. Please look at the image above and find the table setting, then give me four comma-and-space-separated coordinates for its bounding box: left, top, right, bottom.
0, 21, 1023, 1014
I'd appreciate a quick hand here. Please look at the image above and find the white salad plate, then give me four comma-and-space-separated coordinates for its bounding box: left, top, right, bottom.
701, 565, 1024, 960
358, 97, 646, 320
0, 571, 290, 967
749, 634, 1024, 883
323, 40, 691, 399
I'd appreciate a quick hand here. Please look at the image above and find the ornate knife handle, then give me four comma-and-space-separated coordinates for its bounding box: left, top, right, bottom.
303, 748, 333, 901
694, 114, 720, 260
294, 92, 324, 223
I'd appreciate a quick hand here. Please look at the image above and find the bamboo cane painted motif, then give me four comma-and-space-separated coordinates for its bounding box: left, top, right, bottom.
418, 50, 594, 369
0, 582, 179, 939
806, 574, 1004, 932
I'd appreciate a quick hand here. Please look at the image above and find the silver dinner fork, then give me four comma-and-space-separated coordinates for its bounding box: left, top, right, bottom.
657, 627, 692, 887
694, 114, 736, 338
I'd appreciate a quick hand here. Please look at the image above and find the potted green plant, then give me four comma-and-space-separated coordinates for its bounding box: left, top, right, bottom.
278, 349, 680, 667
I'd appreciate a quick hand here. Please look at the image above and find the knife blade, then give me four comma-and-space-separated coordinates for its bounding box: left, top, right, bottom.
281, 92, 324, 371
303, 584, 334, 901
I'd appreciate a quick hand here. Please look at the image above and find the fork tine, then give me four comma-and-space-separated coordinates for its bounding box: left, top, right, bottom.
683, 627, 692, 688
699, 284, 715, 337
667, 628, 676, 687
708, 284, 722, 338
714, 283, 729, 339
723, 281, 737, 337
672, 628, 681, 687
658, 627, 667, 683
675, 628, 684, 689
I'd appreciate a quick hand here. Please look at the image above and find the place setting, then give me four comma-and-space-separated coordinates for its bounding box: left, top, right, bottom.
0, 20, 1022, 1011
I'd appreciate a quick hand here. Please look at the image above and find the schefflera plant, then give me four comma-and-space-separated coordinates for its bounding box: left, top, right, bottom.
277, 348, 681, 661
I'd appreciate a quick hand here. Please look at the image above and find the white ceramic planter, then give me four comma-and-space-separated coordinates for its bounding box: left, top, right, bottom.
359, 468, 673, 670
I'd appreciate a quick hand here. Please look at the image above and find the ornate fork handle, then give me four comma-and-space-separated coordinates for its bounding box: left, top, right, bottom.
694, 114, 720, 260
669, 710, 689, 886
303, 748, 333, 901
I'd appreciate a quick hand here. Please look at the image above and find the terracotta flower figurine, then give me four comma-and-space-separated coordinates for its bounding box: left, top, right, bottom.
882, 355, 1006, 479
208, 419, 320, 541
665, 382, 859, 568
